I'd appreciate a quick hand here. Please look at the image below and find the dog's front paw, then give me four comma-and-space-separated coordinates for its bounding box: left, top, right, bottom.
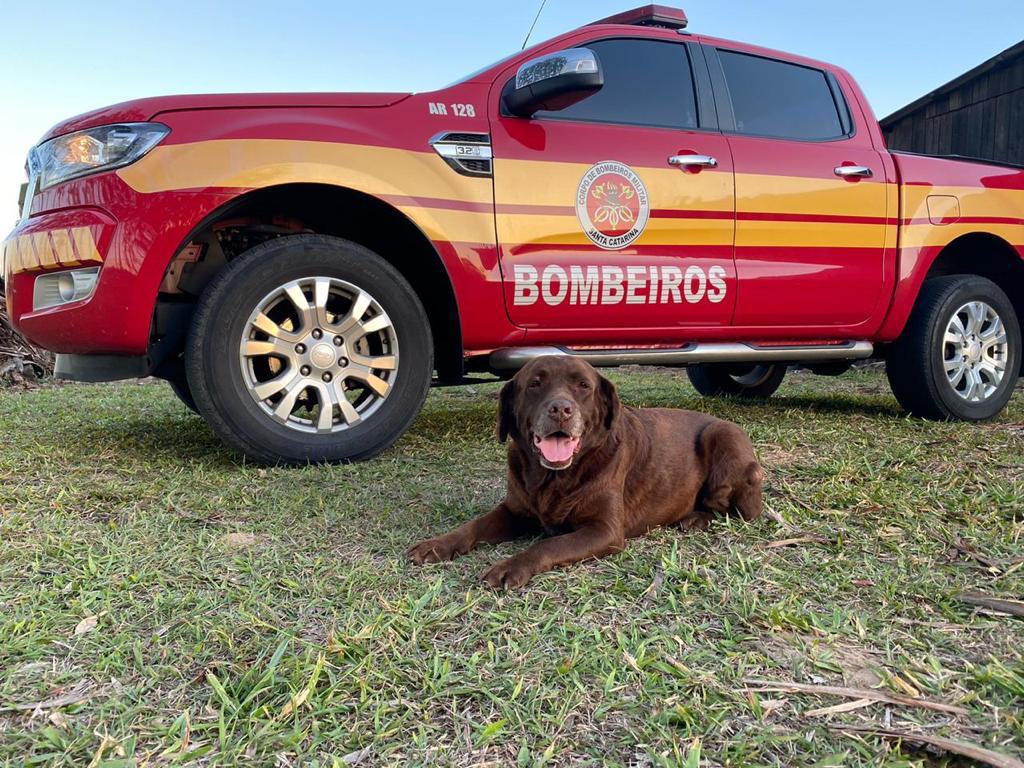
407, 534, 464, 565
680, 511, 714, 532
481, 557, 535, 589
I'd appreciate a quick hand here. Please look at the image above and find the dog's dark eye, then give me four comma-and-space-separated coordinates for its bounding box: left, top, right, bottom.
578, 380, 590, 390
527, 378, 541, 389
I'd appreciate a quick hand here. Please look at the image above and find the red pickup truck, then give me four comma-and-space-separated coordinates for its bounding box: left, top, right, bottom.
4, 5, 1022, 464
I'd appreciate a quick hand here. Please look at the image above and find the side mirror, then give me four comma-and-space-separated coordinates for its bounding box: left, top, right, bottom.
503, 48, 603, 118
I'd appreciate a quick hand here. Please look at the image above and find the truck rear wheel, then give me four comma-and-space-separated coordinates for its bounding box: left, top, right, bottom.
185, 234, 432, 464
886, 275, 1020, 421
686, 363, 786, 399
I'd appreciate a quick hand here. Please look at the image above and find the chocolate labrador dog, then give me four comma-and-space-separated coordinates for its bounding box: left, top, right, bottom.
408, 356, 763, 587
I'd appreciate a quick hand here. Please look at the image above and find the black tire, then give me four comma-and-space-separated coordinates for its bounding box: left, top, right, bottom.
168, 369, 199, 414
886, 275, 1020, 421
686, 363, 786, 399
185, 234, 432, 464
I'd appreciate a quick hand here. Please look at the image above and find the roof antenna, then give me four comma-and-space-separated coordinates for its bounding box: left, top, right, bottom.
522, 0, 548, 49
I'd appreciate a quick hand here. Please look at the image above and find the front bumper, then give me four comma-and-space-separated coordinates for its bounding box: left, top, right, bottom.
3, 171, 235, 359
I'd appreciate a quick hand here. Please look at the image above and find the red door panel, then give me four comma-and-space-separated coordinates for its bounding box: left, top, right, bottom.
489, 36, 737, 341
729, 137, 891, 327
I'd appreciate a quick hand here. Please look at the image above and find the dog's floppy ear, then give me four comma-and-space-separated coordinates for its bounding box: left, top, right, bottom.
497, 378, 518, 442
598, 373, 621, 429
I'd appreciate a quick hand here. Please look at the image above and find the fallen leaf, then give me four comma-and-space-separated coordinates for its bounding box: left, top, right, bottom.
74, 616, 98, 636
342, 747, 373, 765
48, 711, 68, 728
889, 674, 921, 698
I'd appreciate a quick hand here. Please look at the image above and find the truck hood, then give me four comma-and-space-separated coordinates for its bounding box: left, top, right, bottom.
39, 92, 412, 143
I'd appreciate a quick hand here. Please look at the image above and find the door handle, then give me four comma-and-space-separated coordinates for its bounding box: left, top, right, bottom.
668, 154, 718, 169
834, 165, 873, 179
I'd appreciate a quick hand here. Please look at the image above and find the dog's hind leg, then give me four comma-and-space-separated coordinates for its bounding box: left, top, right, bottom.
698, 422, 764, 522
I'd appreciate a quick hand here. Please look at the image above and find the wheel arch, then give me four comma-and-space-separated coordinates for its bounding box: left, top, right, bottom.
880, 231, 1024, 355
149, 182, 464, 383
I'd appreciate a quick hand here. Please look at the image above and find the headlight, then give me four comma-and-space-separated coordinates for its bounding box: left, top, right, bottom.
32, 122, 169, 191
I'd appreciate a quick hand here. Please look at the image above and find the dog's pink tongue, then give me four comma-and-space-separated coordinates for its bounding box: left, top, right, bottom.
538, 435, 578, 463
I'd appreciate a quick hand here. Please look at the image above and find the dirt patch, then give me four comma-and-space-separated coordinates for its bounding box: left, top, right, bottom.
757, 444, 815, 469
218, 532, 265, 550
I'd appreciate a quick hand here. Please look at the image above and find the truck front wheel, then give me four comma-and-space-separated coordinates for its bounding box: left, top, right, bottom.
185, 235, 432, 464
886, 275, 1020, 421
686, 363, 786, 399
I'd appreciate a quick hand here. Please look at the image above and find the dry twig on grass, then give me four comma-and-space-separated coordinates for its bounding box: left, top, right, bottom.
742, 679, 967, 715
1, 291, 53, 381
833, 725, 1024, 768
956, 591, 1024, 618
0, 681, 92, 713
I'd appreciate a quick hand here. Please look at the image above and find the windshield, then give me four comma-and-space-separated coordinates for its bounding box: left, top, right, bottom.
444, 34, 561, 88
444, 49, 522, 88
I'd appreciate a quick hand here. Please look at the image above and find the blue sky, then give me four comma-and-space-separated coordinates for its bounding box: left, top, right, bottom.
3, 0, 1022, 223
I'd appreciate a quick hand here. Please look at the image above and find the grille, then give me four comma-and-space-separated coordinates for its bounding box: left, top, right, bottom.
430, 132, 493, 178
437, 132, 490, 144
458, 159, 491, 173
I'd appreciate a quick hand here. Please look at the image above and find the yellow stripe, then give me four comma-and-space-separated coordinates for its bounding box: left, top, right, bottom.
737, 222, 889, 249
2, 226, 104, 275
112, 138, 1023, 255
69, 226, 102, 264
394, 206, 495, 244
117, 139, 493, 205
736, 174, 892, 217
48, 228, 80, 268
497, 214, 732, 247
495, 157, 734, 211
901, 222, 1024, 250
30, 232, 50, 269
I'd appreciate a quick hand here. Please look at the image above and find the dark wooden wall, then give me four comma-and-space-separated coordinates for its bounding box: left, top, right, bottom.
881, 48, 1024, 166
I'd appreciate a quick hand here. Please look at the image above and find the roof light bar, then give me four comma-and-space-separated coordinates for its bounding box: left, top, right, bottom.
588, 5, 688, 30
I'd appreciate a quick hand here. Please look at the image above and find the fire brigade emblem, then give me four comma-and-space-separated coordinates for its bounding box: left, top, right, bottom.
576, 161, 650, 250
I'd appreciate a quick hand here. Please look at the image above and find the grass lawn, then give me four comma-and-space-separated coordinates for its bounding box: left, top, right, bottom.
1, 368, 1022, 767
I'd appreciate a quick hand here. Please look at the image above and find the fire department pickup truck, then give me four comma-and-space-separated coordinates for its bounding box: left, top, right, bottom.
4, 5, 1022, 464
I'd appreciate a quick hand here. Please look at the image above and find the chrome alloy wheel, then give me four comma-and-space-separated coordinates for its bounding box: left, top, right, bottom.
238, 277, 398, 433
942, 300, 1008, 402
729, 364, 777, 388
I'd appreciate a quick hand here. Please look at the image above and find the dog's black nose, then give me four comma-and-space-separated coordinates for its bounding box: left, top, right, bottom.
547, 399, 574, 422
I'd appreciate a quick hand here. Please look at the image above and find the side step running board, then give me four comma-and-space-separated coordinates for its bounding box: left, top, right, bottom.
489, 341, 874, 370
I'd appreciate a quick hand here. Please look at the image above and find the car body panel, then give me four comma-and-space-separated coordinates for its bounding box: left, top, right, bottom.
4, 15, 1023, 364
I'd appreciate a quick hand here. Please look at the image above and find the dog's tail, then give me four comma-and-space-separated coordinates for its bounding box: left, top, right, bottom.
697, 421, 764, 521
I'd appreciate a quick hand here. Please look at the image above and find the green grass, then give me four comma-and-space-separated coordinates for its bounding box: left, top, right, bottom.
1, 368, 1022, 766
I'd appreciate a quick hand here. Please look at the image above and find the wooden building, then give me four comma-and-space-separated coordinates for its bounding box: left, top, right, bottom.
881, 40, 1024, 166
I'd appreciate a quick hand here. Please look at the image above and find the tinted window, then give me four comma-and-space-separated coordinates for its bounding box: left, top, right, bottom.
719, 50, 845, 140
533, 39, 698, 129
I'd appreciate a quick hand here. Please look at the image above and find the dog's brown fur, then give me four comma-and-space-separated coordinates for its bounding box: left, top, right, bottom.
408, 356, 763, 587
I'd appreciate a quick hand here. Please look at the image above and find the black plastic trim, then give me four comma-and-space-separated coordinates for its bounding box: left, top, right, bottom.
686, 41, 719, 132
826, 72, 855, 137
55, 354, 149, 382
701, 45, 737, 133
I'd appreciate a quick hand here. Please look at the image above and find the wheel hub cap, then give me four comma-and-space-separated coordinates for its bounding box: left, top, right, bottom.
309, 342, 337, 369
942, 300, 1007, 403
238, 277, 399, 434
